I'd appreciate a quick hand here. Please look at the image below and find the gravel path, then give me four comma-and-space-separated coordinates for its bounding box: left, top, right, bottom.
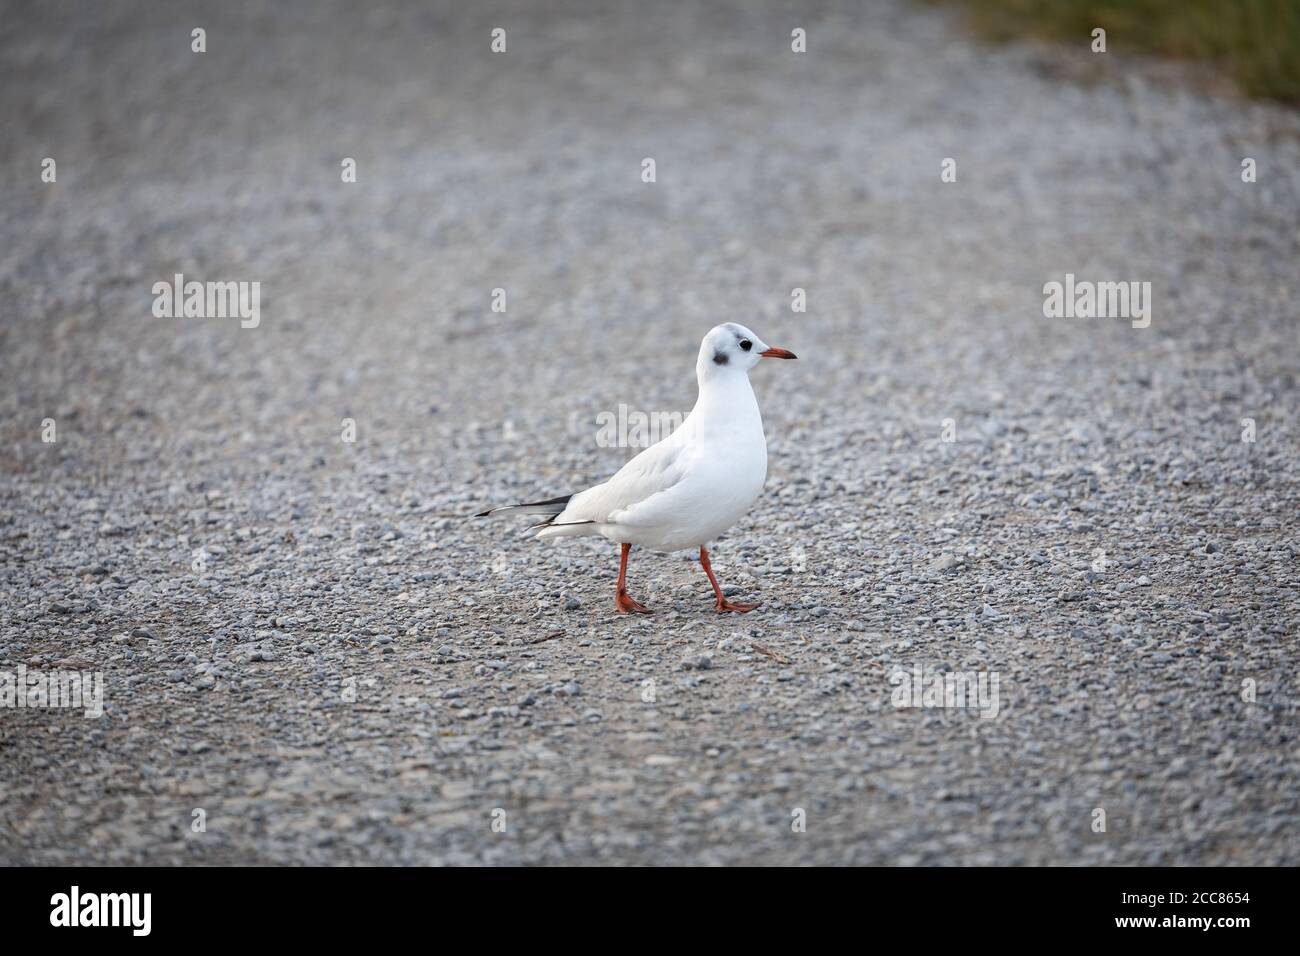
2, 0, 1297, 865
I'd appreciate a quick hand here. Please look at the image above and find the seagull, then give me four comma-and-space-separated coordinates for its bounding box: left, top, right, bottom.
476, 323, 796, 613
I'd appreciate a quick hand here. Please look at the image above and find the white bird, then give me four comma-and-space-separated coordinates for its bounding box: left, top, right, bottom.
476, 323, 797, 613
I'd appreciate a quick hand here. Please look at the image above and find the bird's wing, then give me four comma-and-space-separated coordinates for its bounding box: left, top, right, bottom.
559, 438, 692, 526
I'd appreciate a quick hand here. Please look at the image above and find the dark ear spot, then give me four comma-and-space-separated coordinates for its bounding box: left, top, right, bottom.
713, 350, 729, 365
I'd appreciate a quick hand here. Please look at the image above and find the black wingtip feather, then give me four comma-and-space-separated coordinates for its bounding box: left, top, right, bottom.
474, 494, 574, 520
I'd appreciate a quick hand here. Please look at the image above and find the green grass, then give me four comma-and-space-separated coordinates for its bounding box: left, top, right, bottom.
930, 0, 1300, 103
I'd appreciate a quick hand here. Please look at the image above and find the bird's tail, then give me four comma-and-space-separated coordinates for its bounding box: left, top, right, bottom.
475, 494, 572, 519
475, 493, 598, 538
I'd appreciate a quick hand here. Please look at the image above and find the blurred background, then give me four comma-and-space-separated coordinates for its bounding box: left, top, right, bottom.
934, 0, 1300, 102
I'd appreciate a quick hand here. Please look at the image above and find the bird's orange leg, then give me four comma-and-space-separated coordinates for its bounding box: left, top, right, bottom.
700, 545, 759, 612
615, 542, 652, 614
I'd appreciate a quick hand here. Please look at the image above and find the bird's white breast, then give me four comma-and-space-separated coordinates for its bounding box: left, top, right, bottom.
607, 374, 769, 551
543, 359, 773, 552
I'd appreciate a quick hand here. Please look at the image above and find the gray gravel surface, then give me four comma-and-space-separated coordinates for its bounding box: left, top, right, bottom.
2, 0, 1298, 865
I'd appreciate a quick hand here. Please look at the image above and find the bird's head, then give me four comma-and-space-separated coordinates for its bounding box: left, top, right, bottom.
697, 323, 796, 380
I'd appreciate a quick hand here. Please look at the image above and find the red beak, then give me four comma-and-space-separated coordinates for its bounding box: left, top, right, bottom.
759, 347, 797, 360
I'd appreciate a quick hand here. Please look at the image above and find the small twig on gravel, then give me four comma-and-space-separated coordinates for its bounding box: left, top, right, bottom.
28, 659, 97, 670
529, 630, 566, 645
751, 643, 791, 665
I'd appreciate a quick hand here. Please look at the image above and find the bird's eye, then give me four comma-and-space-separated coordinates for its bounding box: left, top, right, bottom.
739, 339, 752, 351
